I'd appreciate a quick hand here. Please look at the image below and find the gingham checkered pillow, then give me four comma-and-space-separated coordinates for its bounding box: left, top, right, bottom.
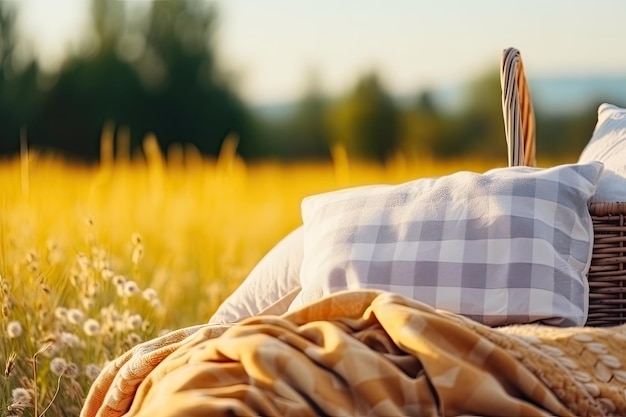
289, 162, 603, 327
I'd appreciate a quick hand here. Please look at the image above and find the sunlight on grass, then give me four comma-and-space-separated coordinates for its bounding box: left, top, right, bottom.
0, 139, 502, 415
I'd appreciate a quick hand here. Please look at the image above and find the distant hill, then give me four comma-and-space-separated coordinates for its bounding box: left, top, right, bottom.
530, 77, 626, 114
252, 102, 297, 120
252, 76, 626, 119
422, 76, 626, 115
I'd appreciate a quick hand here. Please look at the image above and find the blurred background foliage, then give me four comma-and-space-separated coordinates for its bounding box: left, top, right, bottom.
0, 0, 603, 163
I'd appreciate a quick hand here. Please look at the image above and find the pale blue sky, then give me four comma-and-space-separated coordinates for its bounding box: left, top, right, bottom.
15, 0, 626, 104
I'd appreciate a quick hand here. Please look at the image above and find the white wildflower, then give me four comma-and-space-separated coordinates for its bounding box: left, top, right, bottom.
101, 268, 114, 281
64, 363, 79, 378
112, 275, 126, 287
59, 332, 81, 348
54, 306, 68, 320
67, 308, 84, 324
124, 280, 140, 297
85, 363, 101, 380
50, 357, 68, 376
131, 233, 142, 245
127, 332, 142, 346
83, 319, 101, 336
11, 387, 32, 404
142, 288, 159, 302
6, 321, 22, 338
126, 314, 143, 330
76, 253, 91, 271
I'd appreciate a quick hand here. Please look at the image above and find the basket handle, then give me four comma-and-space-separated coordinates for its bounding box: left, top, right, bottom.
500, 48, 537, 167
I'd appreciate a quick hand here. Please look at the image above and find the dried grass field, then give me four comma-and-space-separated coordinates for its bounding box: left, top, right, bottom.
0, 138, 502, 415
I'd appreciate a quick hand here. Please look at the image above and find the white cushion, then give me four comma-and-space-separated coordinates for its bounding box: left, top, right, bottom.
289, 162, 603, 327
209, 226, 303, 324
578, 103, 626, 202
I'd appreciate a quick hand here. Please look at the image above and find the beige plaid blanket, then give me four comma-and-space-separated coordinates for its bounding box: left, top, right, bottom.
81, 290, 626, 416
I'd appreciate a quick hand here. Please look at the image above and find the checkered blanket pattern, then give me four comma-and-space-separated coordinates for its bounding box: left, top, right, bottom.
82, 290, 626, 417
292, 162, 602, 326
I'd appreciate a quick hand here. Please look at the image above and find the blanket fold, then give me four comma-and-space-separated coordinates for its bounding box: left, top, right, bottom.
82, 290, 626, 417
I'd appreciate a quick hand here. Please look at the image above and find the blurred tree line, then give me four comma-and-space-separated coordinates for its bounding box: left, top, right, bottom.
0, 1, 253, 161
0, 1, 602, 163
258, 68, 601, 163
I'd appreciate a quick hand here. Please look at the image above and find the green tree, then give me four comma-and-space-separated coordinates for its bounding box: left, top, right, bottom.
0, 2, 16, 69
0, 1, 19, 154
399, 90, 448, 157
0, 2, 42, 155
533, 101, 599, 161
9, 0, 254, 161
287, 71, 331, 158
327, 72, 399, 161
456, 70, 506, 159
137, 1, 254, 157
33, 52, 144, 159
249, 71, 332, 160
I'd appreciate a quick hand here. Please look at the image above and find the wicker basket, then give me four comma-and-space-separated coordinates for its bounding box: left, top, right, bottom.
501, 48, 626, 327
587, 203, 626, 326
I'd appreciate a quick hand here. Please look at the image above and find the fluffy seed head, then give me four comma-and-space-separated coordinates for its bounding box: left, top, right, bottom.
101, 268, 114, 280
11, 387, 32, 404
112, 275, 126, 287
124, 280, 140, 297
127, 332, 142, 346
126, 314, 143, 330
83, 319, 101, 336
6, 321, 22, 338
85, 363, 102, 380
60, 331, 81, 348
54, 306, 68, 320
142, 288, 159, 301
131, 233, 142, 245
67, 308, 84, 324
50, 357, 68, 376
64, 363, 80, 378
